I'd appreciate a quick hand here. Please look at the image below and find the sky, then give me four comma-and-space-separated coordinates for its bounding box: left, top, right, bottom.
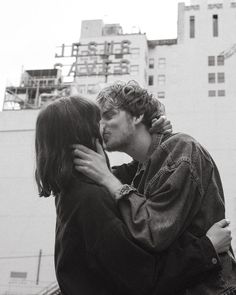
0, 0, 190, 110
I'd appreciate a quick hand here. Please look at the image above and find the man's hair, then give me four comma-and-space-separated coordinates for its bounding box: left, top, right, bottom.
97, 80, 165, 128
35, 95, 102, 198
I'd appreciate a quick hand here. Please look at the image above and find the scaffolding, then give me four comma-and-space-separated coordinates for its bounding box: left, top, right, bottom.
37, 282, 61, 295
3, 69, 65, 110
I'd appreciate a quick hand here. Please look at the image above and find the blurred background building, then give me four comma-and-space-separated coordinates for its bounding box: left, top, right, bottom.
0, 0, 236, 293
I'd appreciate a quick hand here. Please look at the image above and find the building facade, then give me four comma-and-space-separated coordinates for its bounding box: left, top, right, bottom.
1, 0, 236, 293
4, 69, 63, 111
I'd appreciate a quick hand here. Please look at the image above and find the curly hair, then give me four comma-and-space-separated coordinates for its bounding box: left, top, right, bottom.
97, 80, 165, 128
35, 95, 102, 197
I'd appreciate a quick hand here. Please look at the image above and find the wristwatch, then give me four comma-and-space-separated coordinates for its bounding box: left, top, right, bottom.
114, 184, 137, 201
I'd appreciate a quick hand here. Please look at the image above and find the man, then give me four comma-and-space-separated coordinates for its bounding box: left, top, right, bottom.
74, 80, 236, 294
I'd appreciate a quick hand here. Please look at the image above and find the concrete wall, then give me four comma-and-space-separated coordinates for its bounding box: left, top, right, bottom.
0, 110, 56, 294
164, 96, 236, 251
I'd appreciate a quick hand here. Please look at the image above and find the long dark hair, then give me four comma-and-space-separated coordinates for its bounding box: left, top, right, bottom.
35, 95, 102, 197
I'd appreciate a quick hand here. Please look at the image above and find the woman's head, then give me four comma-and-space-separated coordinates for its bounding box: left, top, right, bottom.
35, 95, 101, 197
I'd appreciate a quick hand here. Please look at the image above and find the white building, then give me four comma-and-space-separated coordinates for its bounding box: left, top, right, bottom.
0, 0, 236, 293
54, 19, 149, 97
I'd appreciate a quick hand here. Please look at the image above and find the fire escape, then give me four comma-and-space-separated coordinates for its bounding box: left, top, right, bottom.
37, 282, 61, 295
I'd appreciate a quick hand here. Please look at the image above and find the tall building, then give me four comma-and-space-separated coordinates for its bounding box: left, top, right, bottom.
50, 19, 150, 102
52, 1, 236, 102
0, 1, 236, 293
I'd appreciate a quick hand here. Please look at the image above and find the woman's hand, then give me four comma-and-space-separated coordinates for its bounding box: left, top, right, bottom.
73, 140, 123, 195
206, 219, 232, 254
149, 116, 172, 134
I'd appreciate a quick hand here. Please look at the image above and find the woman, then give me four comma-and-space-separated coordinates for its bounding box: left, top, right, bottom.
35, 95, 231, 295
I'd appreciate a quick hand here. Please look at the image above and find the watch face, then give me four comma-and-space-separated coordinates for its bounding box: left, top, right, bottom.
120, 185, 135, 195
115, 185, 135, 201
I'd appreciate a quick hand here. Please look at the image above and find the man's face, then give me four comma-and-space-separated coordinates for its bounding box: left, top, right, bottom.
100, 105, 135, 152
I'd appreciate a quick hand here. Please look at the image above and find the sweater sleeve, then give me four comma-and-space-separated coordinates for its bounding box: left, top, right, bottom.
77, 187, 156, 295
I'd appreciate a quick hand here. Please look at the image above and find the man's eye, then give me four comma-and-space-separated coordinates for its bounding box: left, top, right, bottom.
103, 113, 113, 120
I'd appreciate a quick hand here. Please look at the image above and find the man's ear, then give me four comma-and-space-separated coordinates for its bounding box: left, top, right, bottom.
133, 114, 144, 126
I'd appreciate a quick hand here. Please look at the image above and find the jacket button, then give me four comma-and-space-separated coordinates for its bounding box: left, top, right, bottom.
212, 257, 218, 264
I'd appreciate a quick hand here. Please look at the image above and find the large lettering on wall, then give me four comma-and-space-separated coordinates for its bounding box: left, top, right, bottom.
55, 40, 132, 78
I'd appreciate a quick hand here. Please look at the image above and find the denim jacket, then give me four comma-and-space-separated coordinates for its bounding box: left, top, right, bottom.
113, 133, 236, 294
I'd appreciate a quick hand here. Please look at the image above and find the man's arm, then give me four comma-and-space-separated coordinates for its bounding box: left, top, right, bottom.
114, 160, 202, 251
73, 142, 214, 252
76, 149, 202, 251
77, 187, 224, 295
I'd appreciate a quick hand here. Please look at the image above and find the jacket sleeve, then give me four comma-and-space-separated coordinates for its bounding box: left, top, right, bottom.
153, 234, 222, 295
76, 187, 221, 295
116, 160, 204, 251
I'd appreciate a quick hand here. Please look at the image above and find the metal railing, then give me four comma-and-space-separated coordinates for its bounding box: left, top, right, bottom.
37, 282, 61, 295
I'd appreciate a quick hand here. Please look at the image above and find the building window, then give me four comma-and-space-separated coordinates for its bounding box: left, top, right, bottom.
130, 65, 139, 74
78, 84, 86, 93
130, 48, 140, 59
48, 80, 55, 86
208, 3, 223, 9
10, 272, 27, 284
208, 56, 215, 66
208, 90, 216, 97
208, 73, 216, 83
190, 16, 195, 38
158, 58, 166, 68
157, 92, 165, 99
217, 55, 224, 65
80, 56, 89, 62
217, 72, 225, 83
99, 54, 107, 60
81, 50, 89, 56
213, 14, 219, 37
115, 53, 123, 59
39, 80, 47, 86
148, 75, 154, 86
158, 75, 166, 85
149, 58, 154, 69
218, 89, 225, 96
87, 84, 96, 94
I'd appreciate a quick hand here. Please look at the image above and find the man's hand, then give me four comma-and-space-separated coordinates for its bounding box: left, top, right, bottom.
206, 219, 232, 254
73, 140, 123, 196
149, 116, 172, 134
